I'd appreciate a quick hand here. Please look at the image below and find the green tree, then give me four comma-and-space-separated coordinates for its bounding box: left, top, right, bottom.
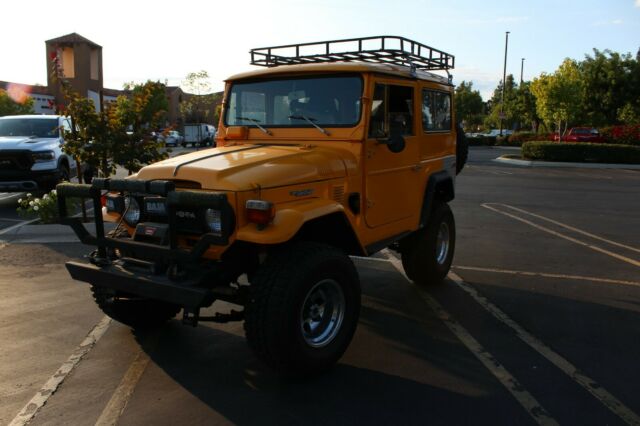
179, 71, 218, 123
511, 82, 540, 131
454, 81, 484, 130
580, 49, 640, 126
531, 59, 583, 135
485, 74, 518, 130
51, 52, 169, 177
0, 89, 34, 116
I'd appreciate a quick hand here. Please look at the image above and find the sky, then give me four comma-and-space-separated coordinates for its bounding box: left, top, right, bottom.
1, 0, 639, 100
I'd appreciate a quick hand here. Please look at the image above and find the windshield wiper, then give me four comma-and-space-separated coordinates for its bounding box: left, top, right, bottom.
288, 115, 331, 136
235, 116, 272, 136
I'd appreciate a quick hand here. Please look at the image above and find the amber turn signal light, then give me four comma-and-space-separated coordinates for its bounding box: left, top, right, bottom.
246, 200, 275, 226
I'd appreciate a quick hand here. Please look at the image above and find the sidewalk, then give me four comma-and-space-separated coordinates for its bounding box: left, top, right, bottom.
0, 222, 116, 244
494, 155, 640, 170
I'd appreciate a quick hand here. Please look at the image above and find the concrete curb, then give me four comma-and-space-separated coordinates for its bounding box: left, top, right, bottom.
494, 156, 640, 170
0, 223, 116, 244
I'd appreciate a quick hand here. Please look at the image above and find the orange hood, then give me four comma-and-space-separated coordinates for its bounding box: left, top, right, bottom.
135, 144, 351, 191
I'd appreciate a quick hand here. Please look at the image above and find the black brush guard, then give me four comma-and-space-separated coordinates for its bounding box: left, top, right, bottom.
57, 178, 235, 309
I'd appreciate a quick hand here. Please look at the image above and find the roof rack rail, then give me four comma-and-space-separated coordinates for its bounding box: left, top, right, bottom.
250, 36, 455, 71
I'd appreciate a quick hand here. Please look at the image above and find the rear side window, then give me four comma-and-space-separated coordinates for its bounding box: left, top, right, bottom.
422, 89, 451, 132
368, 84, 414, 138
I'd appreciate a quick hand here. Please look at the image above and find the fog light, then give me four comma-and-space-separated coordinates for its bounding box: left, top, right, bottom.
205, 208, 223, 234
123, 197, 141, 226
106, 194, 125, 213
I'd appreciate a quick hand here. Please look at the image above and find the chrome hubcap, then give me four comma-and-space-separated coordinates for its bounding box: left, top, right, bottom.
300, 279, 345, 348
436, 222, 450, 265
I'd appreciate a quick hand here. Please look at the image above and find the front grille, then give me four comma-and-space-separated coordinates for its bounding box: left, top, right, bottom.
0, 150, 34, 171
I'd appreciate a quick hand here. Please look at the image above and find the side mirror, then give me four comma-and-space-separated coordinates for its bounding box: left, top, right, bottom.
378, 121, 405, 154
376, 133, 406, 153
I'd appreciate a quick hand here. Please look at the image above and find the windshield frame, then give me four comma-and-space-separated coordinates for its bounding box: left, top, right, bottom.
0, 117, 60, 138
223, 73, 364, 129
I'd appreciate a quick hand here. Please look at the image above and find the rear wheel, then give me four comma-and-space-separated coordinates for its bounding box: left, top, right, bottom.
400, 202, 455, 285
244, 242, 361, 376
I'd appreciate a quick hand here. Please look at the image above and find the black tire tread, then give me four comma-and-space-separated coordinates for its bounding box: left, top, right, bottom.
400, 202, 455, 286
244, 242, 360, 375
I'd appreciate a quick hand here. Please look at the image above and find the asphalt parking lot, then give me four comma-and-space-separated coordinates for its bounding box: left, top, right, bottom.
1, 147, 639, 425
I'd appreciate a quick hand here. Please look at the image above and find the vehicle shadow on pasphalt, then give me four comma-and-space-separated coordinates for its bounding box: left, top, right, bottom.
131, 263, 531, 425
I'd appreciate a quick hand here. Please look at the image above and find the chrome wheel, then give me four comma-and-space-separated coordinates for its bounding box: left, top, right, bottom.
436, 222, 450, 265
300, 279, 345, 348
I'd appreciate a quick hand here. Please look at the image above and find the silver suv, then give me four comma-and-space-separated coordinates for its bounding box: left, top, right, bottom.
0, 115, 76, 191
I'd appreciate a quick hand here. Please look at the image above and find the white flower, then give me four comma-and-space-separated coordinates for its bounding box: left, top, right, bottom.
26, 193, 32, 197
43, 194, 49, 200
51, 189, 57, 195
34, 199, 40, 204
17, 199, 22, 203
33, 205, 39, 211
29, 201, 34, 206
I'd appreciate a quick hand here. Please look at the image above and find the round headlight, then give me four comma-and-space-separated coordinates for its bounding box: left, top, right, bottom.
123, 197, 141, 226
205, 208, 222, 234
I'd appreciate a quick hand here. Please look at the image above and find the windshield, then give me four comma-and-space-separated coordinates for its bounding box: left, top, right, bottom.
225, 75, 362, 128
0, 118, 59, 138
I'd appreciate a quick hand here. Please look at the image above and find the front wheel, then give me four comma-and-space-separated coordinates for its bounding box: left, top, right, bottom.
244, 242, 361, 376
400, 202, 455, 285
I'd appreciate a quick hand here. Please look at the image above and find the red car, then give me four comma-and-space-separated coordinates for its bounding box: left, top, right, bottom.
554, 127, 604, 143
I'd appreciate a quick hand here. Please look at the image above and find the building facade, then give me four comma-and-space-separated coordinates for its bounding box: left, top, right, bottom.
2, 33, 222, 128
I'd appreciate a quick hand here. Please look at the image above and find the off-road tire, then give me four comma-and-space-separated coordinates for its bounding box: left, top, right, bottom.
90, 228, 180, 329
91, 286, 181, 329
244, 242, 361, 376
400, 202, 455, 285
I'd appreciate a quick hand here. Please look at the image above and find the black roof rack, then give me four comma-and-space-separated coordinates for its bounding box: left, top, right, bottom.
250, 36, 455, 71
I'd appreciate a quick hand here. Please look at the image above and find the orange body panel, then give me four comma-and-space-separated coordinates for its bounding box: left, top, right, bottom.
112, 65, 456, 258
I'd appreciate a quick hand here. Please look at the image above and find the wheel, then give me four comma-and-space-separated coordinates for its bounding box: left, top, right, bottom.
91, 286, 181, 329
59, 163, 70, 182
400, 202, 455, 285
90, 228, 180, 329
244, 242, 361, 376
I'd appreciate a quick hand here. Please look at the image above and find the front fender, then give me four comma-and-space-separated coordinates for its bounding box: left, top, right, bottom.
236, 199, 345, 245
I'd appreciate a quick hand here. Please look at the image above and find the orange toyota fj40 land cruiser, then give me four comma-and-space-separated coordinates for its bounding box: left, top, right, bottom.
58, 36, 467, 375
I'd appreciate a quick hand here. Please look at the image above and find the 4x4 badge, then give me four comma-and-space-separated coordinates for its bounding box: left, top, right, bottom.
290, 189, 313, 197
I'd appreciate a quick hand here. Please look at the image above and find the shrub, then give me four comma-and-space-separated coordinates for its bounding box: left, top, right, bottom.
599, 125, 640, 146
16, 189, 78, 224
521, 141, 640, 164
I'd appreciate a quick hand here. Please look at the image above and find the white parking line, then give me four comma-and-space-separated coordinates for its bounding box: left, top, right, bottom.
382, 249, 559, 426
454, 265, 640, 288
94, 351, 151, 426
482, 203, 640, 268
0, 218, 39, 236
448, 271, 640, 426
0, 191, 24, 199
496, 203, 640, 254
8, 316, 112, 426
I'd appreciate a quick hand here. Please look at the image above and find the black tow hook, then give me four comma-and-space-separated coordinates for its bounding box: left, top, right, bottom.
182, 308, 244, 327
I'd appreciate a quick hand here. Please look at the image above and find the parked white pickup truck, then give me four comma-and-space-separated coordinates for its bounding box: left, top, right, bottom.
0, 115, 76, 192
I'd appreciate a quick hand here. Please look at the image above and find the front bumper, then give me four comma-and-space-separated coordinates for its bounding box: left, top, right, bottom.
0, 169, 61, 191
66, 261, 213, 308
57, 178, 235, 307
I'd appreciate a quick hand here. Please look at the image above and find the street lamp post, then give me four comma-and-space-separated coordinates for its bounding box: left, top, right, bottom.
499, 31, 510, 137
520, 57, 525, 85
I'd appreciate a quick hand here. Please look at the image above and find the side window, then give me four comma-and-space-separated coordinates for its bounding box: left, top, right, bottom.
368, 84, 414, 138
422, 89, 451, 132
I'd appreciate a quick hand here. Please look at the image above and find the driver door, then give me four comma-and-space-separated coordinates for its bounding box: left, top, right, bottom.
364, 81, 422, 228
